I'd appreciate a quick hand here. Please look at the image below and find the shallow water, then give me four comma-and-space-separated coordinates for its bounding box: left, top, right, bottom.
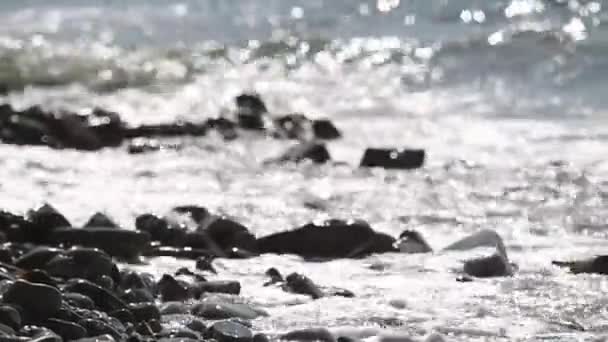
1, 0, 608, 340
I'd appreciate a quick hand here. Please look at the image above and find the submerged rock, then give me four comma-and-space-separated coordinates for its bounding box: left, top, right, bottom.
257, 219, 396, 259
360, 148, 425, 170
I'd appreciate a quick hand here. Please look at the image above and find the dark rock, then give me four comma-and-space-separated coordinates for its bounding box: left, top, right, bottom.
15, 247, 63, 270
87, 108, 125, 147
203, 217, 258, 254
464, 253, 513, 278
128, 303, 160, 322
0, 305, 21, 330
396, 230, 433, 254
63, 279, 128, 312
135, 214, 171, 243
42, 318, 87, 340
78, 319, 123, 341
235, 93, 267, 130
23, 204, 71, 244
159, 302, 189, 315
553, 255, 608, 275
157, 275, 190, 302
147, 319, 162, 333
312, 119, 341, 140
194, 281, 241, 296
121, 289, 155, 304
63, 293, 96, 309
191, 300, 267, 320
3, 280, 62, 320
360, 148, 425, 170
84, 213, 119, 229
257, 219, 397, 259
263, 268, 283, 286
284, 273, 324, 299
207, 320, 253, 342
253, 333, 271, 342
175, 267, 195, 277
19, 270, 57, 288
195, 257, 217, 274
281, 328, 336, 342
109, 309, 135, 325
272, 142, 331, 164
45, 247, 118, 282
50, 228, 151, 258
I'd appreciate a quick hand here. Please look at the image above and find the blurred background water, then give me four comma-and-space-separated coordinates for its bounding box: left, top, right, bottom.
1, 1, 608, 340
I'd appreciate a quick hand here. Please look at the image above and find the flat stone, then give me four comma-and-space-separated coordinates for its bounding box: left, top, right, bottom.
360, 148, 425, 170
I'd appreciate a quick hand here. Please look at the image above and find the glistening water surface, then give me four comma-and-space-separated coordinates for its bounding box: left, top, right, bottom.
1, 1, 608, 340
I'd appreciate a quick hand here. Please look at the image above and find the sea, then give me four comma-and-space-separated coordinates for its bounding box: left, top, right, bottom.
1, 1, 608, 340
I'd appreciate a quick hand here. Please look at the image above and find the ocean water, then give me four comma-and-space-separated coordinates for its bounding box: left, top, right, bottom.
1, 1, 608, 340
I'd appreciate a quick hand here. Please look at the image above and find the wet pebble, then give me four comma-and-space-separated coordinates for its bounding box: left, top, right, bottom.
360, 148, 425, 170
128, 302, 160, 322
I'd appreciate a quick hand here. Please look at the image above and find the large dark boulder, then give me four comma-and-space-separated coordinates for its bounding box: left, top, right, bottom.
257, 219, 397, 259
49, 228, 150, 259
3, 280, 62, 321
360, 148, 425, 170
